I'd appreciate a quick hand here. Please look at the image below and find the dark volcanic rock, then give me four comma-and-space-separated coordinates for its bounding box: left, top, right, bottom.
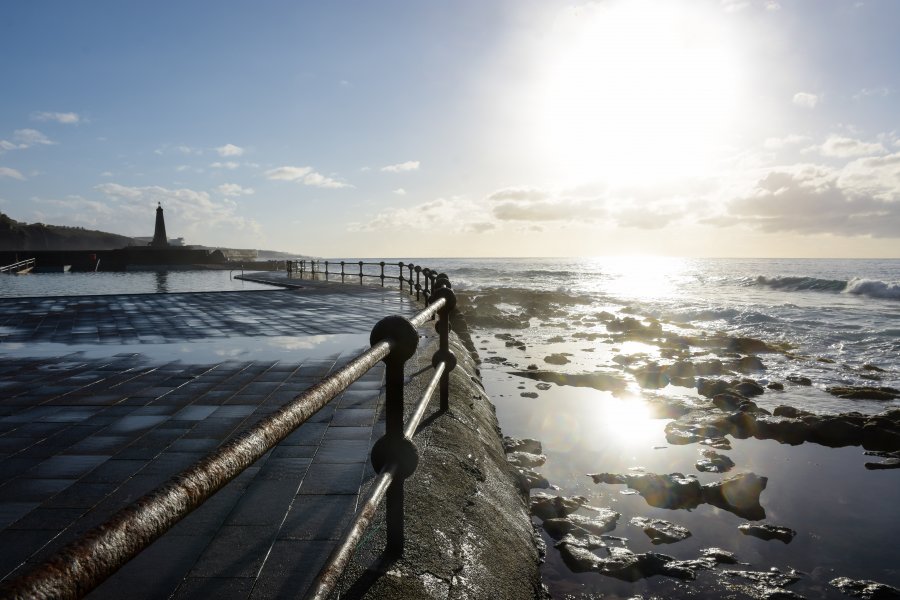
827, 386, 900, 400
544, 353, 570, 365
588, 472, 627, 485
696, 448, 735, 473
724, 568, 802, 588
865, 458, 900, 470
621, 473, 703, 510
630, 517, 692, 544
632, 363, 670, 389
829, 576, 900, 599
738, 523, 796, 543
503, 437, 543, 454
556, 538, 602, 572
787, 375, 813, 386
702, 473, 768, 520
511, 370, 627, 393
542, 510, 620, 540
597, 547, 696, 582
734, 380, 766, 397
507, 451, 547, 468
773, 405, 812, 418
530, 493, 587, 520
727, 336, 783, 353
733, 355, 767, 373
698, 378, 733, 397
700, 547, 739, 564
767, 381, 785, 391
514, 468, 549, 492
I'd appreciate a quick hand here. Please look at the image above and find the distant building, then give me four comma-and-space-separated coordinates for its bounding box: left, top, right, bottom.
150, 203, 169, 248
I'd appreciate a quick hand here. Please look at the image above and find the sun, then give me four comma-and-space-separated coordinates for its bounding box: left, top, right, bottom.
532, 0, 744, 186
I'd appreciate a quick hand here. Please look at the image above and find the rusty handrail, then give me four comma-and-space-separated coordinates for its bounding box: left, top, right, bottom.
2, 297, 448, 600
306, 360, 447, 600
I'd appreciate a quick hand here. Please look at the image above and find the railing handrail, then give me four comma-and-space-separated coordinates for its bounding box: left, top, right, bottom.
0, 258, 35, 273
288, 259, 438, 302
2, 264, 456, 600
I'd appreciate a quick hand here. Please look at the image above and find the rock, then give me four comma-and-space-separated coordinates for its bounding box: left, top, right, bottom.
734, 380, 766, 397
667, 360, 696, 378
666, 557, 717, 573
632, 363, 670, 389
807, 415, 864, 447
738, 523, 796, 543
827, 386, 900, 401
754, 416, 808, 445
862, 418, 900, 451
862, 364, 887, 373
555, 538, 603, 572
767, 382, 785, 391
588, 472, 627, 485
700, 547, 739, 564
536, 383, 552, 390
544, 353, 570, 365
701, 436, 733, 450
829, 576, 900, 599
696, 449, 735, 473
542, 510, 620, 539
511, 370, 627, 393
507, 451, 547, 468
596, 548, 695, 582
520, 391, 539, 398
530, 493, 587, 520
514, 468, 549, 491
623, 472, 703, 510
773, 405, 812, 418
503, 437, 543, 454
734, 355, 767, 373
723, 568, 802, 588
713, 392, 746, 411
696, 359, 726, 376
787, 375, 813, 386
629, 517, 692, 544
555, 532, 606, 550
865, 458, 900, 470
546, 335, 566, 343
698, 378, 732, 397
702, 473, 768, 520
728, 337, 782, 353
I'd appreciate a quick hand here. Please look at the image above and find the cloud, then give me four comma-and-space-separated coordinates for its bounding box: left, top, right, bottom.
815, 135, 885, 158
853, 87, 891, 100
393, 188, 407, 196
210, 161, 240, 170
216, 143, 244, 157
94, 182, 261, 237
264, 165, 351, 188
349, 196, 494, 234
31, 111, 81, 124
381, 160, 420, 173
1, 129, 56, 151
722, 164, 900, 237
0, 167, 25, 180
216, 183, 255, 196
792, 92, 819, 108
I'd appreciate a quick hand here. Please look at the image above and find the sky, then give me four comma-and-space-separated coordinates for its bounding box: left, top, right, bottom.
1, 0, 899, 258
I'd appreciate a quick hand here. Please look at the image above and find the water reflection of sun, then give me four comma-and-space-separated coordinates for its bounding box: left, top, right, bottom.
596, 256, 689, 300
598, 396, 661, 445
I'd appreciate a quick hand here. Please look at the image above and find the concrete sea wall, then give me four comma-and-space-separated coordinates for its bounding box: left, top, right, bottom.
332, 328, 546, 599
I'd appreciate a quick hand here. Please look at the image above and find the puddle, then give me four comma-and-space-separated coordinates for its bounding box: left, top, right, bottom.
0, 334, 370, 365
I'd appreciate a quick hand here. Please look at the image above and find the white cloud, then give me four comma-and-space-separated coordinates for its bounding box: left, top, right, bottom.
210, 161, 240, 170
31, 111, 81, 124
764, 1, 781, 10
792, 92, 819, 109
216, 183, 255, 196
216, 143, 244, 157
349, 197, 494, 234
0, 140, 17, 152
94, 182, 261, 237
721, 0, 750, 11
0, 167, 25, 180
816, 135, 885, 158
100, 171, 114, 178
393, 188, 407, 196
264, 165, 351, 188
381, 160, 420, 173
853, 87, 891, 100
1, 129, 55, 151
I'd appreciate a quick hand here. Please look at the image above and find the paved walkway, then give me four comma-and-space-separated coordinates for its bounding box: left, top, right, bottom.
0, 277, 425, 598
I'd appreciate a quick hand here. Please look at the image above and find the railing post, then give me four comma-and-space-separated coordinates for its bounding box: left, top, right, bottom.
414, 266, 422, 301
358, 261, 364, 284
422, 268, 431, 301
369, 316, 420, 556
408, 263, 414, 295
340, 261, 345, 282
398, 262, 405, 290
379, 261, 386, 287
430, 283, 457, 411
325, 260, 329, 281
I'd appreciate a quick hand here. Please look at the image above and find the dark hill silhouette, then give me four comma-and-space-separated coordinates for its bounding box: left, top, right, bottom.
0, 213, 138, 251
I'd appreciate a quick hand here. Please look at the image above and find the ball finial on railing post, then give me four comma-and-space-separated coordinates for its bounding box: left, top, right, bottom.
340, 260, 345, 282
414, 266, 422, 301
398, 262, 405, 290
379, 261, 386, 287
429, 286, 457, 412
358, 260, 364, 284
369, 315, 420, 556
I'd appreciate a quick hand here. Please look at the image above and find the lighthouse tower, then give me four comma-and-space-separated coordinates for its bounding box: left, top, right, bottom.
150, 202, 169, 248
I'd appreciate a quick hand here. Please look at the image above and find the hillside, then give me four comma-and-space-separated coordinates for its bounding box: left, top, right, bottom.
0, 213, 138, 251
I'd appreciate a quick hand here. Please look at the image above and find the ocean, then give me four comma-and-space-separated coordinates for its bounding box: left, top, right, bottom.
2, 257, 899, 598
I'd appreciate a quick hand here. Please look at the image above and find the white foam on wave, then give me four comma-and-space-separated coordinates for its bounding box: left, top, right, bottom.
843, 278, 900, 300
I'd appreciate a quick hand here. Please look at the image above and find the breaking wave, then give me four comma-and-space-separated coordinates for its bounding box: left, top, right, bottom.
754, 276, 900, 300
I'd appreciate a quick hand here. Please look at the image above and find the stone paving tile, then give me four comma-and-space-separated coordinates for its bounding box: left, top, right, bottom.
0, 282, 412, 595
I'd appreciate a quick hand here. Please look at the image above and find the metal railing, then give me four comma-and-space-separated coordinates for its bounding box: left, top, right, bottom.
2, 269, 458, 600
288, 259, 440, 302
0, 258, 35, 274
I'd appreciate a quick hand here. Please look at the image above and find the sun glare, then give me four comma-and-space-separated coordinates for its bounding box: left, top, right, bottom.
533, 0, 743, 186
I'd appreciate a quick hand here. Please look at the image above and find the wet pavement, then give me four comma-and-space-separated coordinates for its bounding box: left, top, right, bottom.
0, 276, 423, 598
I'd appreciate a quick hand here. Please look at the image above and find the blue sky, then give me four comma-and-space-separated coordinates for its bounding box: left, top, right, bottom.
1, 0, 899, 257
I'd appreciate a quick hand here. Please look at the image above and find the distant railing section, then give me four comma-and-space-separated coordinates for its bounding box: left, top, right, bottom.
2, 265, 457, 600
0, 258, 35, 274
286, 259, 439, 302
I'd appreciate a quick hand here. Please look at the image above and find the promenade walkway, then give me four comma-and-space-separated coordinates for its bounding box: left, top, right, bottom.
0, 276, 423, 598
